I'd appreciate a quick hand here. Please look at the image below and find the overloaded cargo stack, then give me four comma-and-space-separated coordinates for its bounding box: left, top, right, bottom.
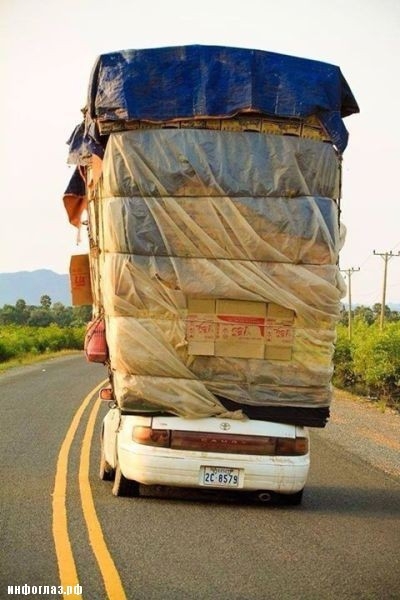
64, 45, 359, 427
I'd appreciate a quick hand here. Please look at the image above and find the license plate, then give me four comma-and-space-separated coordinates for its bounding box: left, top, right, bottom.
201, 466, 240, 488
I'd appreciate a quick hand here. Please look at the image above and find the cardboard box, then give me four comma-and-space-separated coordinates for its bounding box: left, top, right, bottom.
215, 299, 266, 358
265, 324, 294, 345
187, 298, 216, 356
267, 302, 295, 323
69, 254, 93, 306
186, 298, 295, 360
215, 339, 265, 359
265, 346, 293, 361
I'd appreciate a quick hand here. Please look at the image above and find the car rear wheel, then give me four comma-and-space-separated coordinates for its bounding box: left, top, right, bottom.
99, 435, 115, 481
278, 489, 304, 506
112, 461, 139, 497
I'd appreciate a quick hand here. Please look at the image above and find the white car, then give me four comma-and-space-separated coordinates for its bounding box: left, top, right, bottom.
100, 402, 310, 505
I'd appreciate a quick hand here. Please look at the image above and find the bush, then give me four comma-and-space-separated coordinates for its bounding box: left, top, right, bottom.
333, 329, 355, 387
0, 339, 17, 362
334, 321, 400, 407
353, 322, 400, 396
0, 324, 85, 365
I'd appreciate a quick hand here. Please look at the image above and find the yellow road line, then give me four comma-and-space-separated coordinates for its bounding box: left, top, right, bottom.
52, 380, 106, 599
79, 396, 127, 600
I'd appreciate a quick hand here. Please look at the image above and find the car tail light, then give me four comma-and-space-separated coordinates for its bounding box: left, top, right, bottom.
276, 436, 308, 456
170, 431, 277, 455
132, 427, 308, 456
132, 426, 170, 448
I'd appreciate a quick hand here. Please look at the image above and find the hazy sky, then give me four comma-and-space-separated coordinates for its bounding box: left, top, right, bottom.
1, 0, 400, 305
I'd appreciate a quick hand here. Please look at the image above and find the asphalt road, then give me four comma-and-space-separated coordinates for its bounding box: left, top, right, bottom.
0, 355, 399, 600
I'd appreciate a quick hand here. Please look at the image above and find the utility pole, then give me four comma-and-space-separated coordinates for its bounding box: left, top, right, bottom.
340, 267, 360, 340
373, 250, 400, 330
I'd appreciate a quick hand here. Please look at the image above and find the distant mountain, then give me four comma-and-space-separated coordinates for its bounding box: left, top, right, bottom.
0, 270, 71, 306
387, 304, 400, 311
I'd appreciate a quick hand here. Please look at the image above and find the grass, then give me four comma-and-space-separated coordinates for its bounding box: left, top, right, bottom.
0, 349, 81, 374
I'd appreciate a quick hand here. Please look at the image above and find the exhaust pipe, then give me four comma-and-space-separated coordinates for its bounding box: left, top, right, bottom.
258, 491, 272, 503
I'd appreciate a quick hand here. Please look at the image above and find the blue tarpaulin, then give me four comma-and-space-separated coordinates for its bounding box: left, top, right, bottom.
87, 45, 359, 153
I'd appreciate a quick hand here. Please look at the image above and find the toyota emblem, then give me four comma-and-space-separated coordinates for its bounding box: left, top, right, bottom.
219, 422, 231, 431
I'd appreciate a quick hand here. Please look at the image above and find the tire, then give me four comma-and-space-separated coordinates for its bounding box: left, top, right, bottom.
112, 461, 140, 498
278, 489, 304, 506
99, 433, 115, 481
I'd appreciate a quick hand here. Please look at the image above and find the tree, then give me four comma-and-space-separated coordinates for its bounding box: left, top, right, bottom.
0, 304, 18, 325
339, 304, 349, 326
372, 303, 392, 323
353, 305, 374, 325
0, 297, 92, 327
40, 295, 52, 310
14, 299, 30, 324
71, 305, 92, 326
15, 299, 26, 311
51, 302, 73, 327
28, 308, 53, 327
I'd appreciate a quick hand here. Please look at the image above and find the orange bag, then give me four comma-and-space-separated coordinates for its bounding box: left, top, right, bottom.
84, 318, 109, 363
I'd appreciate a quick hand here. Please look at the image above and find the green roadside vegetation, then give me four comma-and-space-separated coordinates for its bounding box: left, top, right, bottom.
0, 296, 90, 372
334, 316, 400, 412
334, 303, 400, 411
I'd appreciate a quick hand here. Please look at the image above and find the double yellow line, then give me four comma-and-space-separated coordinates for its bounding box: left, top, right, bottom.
52, 381, 127, 599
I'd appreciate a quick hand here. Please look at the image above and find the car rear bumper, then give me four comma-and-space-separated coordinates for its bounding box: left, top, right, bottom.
118, 441, 310, 494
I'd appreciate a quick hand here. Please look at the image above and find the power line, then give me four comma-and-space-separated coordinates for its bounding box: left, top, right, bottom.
340, 267, 360, 340
390, 240, 400, 252
373, 250, 400, 330
342, 241, 400, 275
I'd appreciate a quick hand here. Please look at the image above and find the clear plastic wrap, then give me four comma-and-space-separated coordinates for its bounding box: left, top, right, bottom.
101, 130, 340, 199
100, 130, 342, 264
102, 195, 340, 264
100, 254, 344, 327
90, 128, 345, 419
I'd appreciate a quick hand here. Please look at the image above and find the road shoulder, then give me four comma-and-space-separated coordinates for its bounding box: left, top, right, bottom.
319, 388, 400, 480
